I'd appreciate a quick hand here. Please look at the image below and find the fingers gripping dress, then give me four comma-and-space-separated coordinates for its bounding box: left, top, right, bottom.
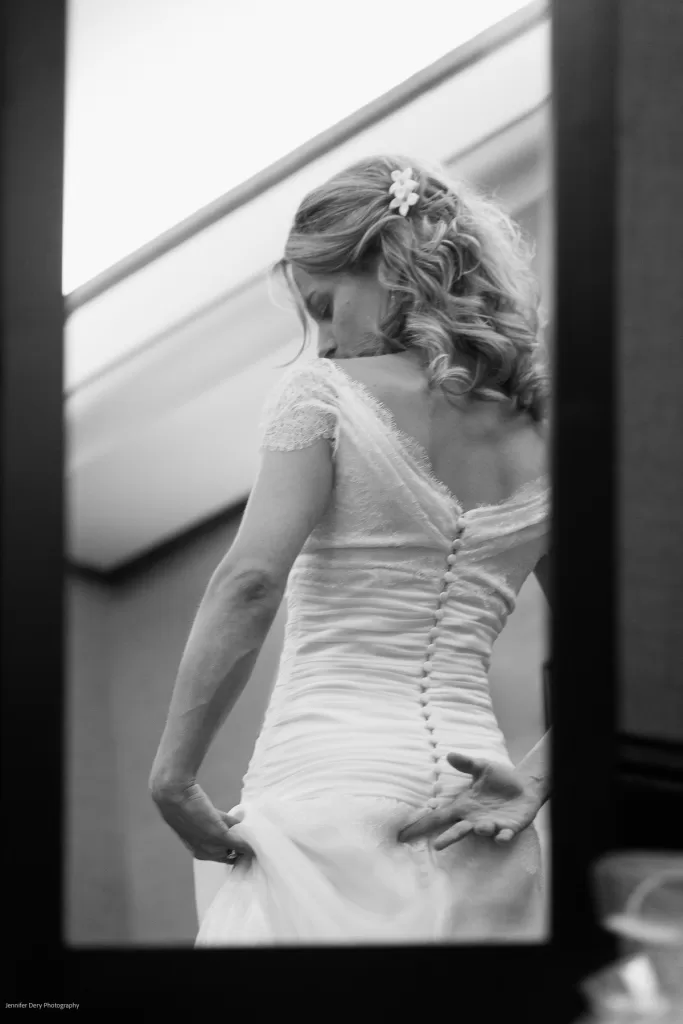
195, 357, 551, 946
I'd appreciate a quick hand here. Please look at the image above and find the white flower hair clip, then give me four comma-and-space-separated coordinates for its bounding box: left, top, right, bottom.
388, 167, 419, 217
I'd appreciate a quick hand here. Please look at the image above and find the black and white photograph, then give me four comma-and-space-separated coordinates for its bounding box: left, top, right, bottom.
64, 0, 554, 949
3, 0, 682, 1017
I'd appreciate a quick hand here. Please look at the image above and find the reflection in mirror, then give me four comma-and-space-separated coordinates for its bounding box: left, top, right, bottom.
64, 0, 553, 946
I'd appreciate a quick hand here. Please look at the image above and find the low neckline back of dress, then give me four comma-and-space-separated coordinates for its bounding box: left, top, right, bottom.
323, 357, 549, 517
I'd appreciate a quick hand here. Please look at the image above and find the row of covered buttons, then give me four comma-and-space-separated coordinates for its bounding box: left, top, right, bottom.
422, 519, 467, 811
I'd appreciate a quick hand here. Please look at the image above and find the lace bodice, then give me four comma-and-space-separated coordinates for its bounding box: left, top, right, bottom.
258, 356, 549, 575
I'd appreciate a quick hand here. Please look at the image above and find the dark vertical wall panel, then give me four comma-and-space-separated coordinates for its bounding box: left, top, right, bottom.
550, 0, 618, 963
618, 0, 683, 743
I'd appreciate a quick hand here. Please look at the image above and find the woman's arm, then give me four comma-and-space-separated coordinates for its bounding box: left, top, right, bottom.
514, 728, 552, 807
148, 570, 283, 796
149, 439, 335, 799
514, 549, 553, 803
533, 551, 551, 606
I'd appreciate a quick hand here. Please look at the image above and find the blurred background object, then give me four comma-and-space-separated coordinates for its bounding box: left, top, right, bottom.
579, 852, 683, 1022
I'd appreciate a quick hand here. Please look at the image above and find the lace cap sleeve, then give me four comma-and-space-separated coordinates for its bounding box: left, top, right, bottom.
258, 360, 339, 454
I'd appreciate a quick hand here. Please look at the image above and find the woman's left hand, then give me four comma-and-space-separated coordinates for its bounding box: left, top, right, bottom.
398, 752, 543, 850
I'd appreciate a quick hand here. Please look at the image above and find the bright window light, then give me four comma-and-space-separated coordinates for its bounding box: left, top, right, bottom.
63, 0, 532, 294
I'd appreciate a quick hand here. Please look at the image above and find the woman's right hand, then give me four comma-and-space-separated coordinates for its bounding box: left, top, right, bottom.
398, 753, 542, 848
151, 781, 254, 864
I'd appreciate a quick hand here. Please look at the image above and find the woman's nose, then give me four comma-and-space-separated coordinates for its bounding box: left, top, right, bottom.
318, 329, 337, 358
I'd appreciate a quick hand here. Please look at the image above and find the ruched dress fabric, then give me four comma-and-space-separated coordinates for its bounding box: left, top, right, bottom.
195, 357, 551, 946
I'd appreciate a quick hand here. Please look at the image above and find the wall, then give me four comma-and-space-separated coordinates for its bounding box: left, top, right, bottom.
65, 575, 130, 943
64, 0, 518, 292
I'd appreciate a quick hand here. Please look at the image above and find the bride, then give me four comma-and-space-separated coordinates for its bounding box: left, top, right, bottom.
149, 155, 552, 944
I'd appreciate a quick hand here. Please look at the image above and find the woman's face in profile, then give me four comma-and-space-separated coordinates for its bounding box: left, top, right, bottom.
291, 265, 390, 359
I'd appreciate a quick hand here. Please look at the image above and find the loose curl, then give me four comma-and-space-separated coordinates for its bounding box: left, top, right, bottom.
273, 154, 550, 423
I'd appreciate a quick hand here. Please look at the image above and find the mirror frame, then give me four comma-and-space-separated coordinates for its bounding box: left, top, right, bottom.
1, 0, 624, 1018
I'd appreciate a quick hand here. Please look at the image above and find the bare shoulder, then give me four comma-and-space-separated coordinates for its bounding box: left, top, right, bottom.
330, 354, 423, 395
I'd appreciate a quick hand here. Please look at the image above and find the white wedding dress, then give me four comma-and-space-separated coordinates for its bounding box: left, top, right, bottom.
195, 356, 550, 946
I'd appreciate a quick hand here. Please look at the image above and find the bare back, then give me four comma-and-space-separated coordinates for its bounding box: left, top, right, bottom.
331, 352, 548, 514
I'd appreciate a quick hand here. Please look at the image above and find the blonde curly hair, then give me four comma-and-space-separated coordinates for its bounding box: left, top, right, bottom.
275, 154, 550, 423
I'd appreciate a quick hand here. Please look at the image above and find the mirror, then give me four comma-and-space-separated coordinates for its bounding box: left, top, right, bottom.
63, 0, 553, 947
